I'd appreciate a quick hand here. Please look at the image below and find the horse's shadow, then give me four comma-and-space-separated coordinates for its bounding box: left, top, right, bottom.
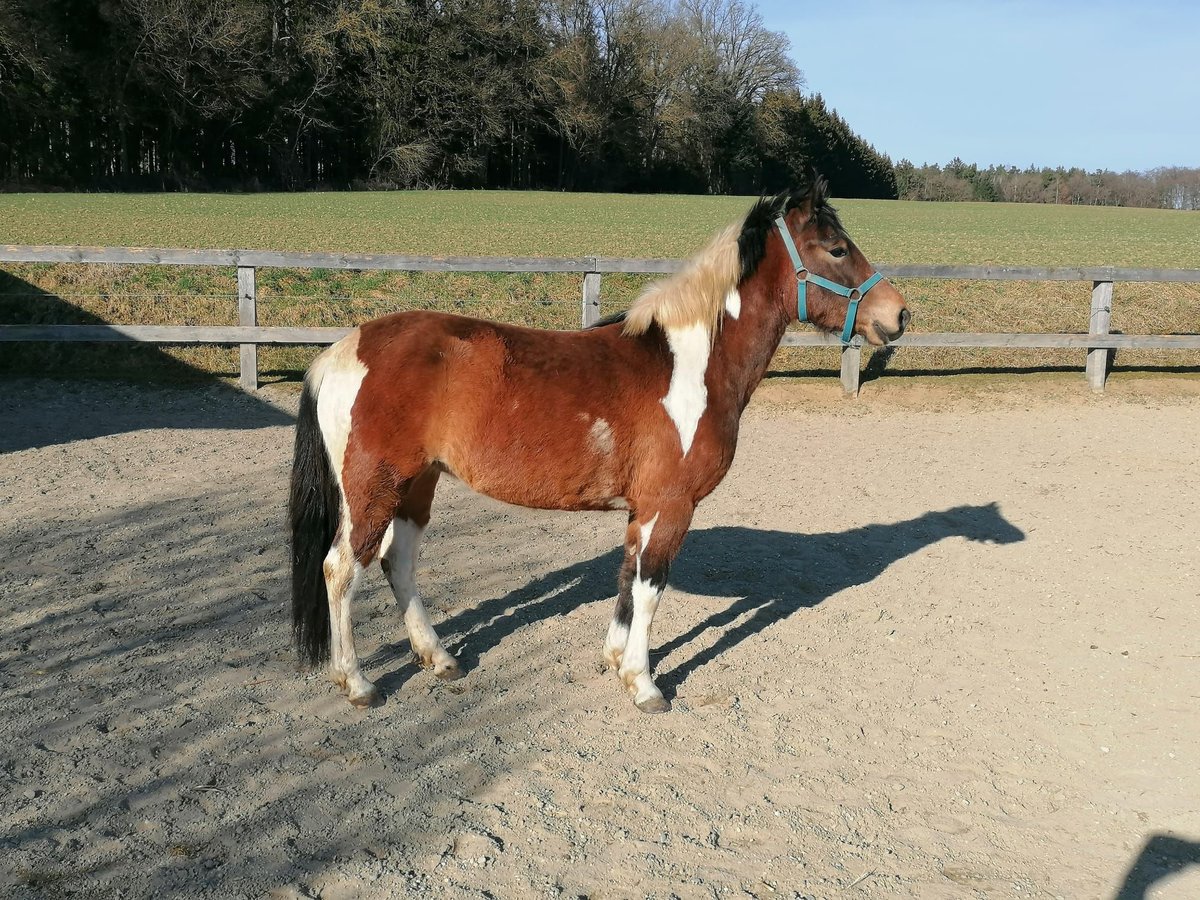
1114, 834, 1200, 899
372, 503, 1024, 697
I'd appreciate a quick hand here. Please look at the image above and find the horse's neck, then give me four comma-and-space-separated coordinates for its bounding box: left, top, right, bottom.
708, 284, 792, 414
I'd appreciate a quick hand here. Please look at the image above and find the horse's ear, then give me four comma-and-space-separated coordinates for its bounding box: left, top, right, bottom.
809, 168, 830, 208
791, 168, 830, 218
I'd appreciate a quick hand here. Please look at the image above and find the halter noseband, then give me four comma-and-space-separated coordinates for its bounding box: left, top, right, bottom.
774, 216, 885, 345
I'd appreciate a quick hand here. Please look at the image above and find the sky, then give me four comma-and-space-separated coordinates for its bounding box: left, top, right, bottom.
758, 0, 1200, 172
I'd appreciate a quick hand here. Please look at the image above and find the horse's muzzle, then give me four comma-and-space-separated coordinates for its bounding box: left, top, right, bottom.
873, 307, 910, 345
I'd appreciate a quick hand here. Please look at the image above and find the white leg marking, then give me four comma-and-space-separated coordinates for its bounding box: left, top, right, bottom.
604, 619, 630, 670
323, 544, 347, 678
337, 564, 377, 703
639, 512, 659, 551
378, 519, 396, 560
325, 543, 377, 705
614, 511, 666, 706
382, 518, 459, 678
606, 511, 658, 670
382, 519, 422, 600
636, 511, 659, 580
661, 322, 710, 456
724, 286, 741, 319
619, 575, 666, 709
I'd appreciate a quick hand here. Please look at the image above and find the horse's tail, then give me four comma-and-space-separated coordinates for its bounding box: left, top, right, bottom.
289, 366, 340, 668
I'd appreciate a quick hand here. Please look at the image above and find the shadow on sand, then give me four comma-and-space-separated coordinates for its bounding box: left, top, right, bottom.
373, 503, 1026, 700
1115, 834, 1200, 899
0, 271, 293, 452
1, 410, 1026, 897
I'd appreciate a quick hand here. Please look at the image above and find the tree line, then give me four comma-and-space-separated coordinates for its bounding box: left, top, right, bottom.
0, 0, 895, 197
896, 159, 1200, 210
1, 1, 1191, 208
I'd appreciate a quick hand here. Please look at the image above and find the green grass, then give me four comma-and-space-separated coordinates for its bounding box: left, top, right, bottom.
3, 191, 1199, 267
1, 191, 1198, 382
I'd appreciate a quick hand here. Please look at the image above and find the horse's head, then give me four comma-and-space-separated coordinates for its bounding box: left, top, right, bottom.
941, 502, 1026, 545
770, 174, 909, 346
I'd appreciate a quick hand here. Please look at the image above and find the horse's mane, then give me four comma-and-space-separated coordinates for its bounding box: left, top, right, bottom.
620, 222, 741, 337
615, 174, 845, 337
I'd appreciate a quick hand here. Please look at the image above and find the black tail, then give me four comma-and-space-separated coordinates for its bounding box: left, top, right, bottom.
289, 377, 340, 667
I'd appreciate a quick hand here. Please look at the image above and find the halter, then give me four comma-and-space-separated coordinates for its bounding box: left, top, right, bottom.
774, 216, 885, 345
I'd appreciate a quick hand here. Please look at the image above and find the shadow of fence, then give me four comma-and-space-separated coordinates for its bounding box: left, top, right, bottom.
0, 271, 291, 452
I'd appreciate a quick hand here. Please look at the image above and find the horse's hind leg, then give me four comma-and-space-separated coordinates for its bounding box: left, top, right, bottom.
326, 470, 401, 708
325, 533, 380, 708
379, 465, 461, 680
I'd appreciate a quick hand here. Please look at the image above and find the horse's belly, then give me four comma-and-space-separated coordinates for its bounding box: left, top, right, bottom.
440, 429, 625, 512
463, 474, 623, 512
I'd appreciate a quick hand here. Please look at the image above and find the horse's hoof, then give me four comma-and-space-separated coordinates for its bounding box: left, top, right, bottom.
635, 695, 671, 714
348, 687, 383, 709
434, 661, 464, 681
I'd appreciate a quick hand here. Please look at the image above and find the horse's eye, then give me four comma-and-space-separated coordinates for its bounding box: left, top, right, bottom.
830, 247, 848, 258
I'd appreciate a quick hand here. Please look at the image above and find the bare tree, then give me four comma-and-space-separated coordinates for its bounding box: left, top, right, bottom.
119, 0, 268, 119
681, 0, 799, 102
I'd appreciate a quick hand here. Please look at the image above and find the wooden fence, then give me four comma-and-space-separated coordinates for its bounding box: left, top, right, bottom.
2, 245, 1199, 396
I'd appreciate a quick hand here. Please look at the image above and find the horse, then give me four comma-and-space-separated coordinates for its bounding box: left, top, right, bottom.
288, 174, 910, 713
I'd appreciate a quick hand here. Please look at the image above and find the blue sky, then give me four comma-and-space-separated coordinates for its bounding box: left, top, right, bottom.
758, 0, 1200, 172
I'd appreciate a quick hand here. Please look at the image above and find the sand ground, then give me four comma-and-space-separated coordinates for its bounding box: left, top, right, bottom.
1, 374, 1198, 899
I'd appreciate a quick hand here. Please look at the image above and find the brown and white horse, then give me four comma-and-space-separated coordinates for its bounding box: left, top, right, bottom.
289, 176, 909, 712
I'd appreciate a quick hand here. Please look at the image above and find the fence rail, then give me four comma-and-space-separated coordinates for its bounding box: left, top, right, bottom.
3, 245, 1199, 395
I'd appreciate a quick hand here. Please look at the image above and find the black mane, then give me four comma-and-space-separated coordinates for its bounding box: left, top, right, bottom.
736, 173, 846, 284
588, 309, 628, 329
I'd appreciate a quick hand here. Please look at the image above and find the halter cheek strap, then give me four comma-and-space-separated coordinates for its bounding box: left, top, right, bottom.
774, 216, 886, 345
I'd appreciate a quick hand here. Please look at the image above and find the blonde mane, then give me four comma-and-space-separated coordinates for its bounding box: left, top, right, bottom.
622, 222, 741, 337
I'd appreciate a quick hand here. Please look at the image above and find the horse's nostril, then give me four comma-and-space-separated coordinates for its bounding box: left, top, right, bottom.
898, 308, 911, 333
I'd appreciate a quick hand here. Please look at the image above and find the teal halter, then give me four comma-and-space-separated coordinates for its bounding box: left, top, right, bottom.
774, 216, 885, 345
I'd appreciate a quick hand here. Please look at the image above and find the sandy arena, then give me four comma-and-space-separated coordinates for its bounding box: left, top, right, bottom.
2, 375, 1198, 899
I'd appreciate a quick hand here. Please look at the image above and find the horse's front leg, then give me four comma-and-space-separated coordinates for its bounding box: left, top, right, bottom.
604, 502, 694, 713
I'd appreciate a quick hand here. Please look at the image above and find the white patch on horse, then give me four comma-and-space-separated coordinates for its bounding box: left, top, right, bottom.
313, 330, 368, 484
604, 619, 630, 670
661, 322, 709, 456
378, 519, 396, 560
588, 418, 615, 455
724, 286, 741, 319
619, 575, 666, 708
636, 512, 659, 580
639, 512, 659, 553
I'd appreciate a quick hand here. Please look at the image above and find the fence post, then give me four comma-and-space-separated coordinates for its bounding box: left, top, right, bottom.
1086, 280, 1113, 392
582, 270, 601, 327
238, 265, 258, 391
840, 340, 862, 397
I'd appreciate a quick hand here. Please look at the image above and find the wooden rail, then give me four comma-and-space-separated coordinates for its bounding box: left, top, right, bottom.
2, 245, 1199, 395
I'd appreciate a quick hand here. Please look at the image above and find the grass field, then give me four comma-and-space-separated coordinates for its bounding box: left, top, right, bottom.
2, 191, 1198, 382
4, 190, 1200, 265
